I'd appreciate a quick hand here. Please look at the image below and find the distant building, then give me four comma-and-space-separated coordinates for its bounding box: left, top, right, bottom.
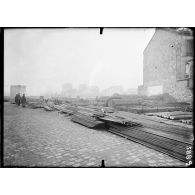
138, 28, 193, 103
10, 85, 26, 98
61, 83, 73, 97
126, 88, 137, 95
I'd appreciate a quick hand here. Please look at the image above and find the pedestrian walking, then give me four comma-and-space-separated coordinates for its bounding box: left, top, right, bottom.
21, 94, 27, 107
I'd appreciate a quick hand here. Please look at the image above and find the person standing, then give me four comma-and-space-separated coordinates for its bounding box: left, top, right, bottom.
21, 94, 27, 107
15, 93, 18, 104
17, 93, 21, 106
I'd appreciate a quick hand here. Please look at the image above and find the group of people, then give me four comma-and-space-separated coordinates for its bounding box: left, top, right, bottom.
15, 93, 26, 107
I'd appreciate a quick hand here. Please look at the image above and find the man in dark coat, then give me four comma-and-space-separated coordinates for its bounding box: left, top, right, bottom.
21, 94, 26, 107
17, 93, 21, 106
15, 93, 18, 104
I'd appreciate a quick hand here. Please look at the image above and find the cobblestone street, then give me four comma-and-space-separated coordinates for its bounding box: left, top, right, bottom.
3, 102, 185, 167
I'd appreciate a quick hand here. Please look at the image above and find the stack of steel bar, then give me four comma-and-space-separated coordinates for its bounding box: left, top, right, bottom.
76, 106, 105, 117
48, 104, 78, 115
145, 111, 193, 124
98, 114, 141, 126
117, 105, 183, 113
114, 112, 193, 139
43, 105, 53, 111
27, 102, 44, 109
145, 111, 192, 119
59, 107, 77, 115
100, 106, 115, 113
52, 104, 64, 111
169, 114, 192, 120
107, 111, 193, 162
181, 119, 192, 125
107, 123, 192, 162
71, 112, 105, 129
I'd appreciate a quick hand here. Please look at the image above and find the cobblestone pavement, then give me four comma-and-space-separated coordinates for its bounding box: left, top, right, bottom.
3, 102, 185, 167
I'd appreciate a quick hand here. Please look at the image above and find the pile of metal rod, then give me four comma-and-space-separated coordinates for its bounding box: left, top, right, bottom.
43, 105, 53, 111
47, 104, 77, 115
71, 112, 105, 129
145, 111, 193, 124
117, 106, 183, 114
27, 102, 44, 109
106, 111, 193, 162
76, 106, 105, 117
98, 114, 141, 126
107, 123, 192, 162
146, 111, 192, 118
181, 119, 192, 125
115, 111, 193, 133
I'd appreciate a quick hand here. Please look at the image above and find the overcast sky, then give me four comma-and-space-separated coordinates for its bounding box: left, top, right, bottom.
4, 28, 155, 96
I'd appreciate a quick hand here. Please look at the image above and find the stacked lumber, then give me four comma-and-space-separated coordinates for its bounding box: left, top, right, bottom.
71, 112, 105, 129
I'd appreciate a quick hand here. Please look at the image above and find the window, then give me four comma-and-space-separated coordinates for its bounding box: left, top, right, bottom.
183, 39, 194, 57
187, 78, 193, 89
185, 62, 190, 78
177, 59, 193, 81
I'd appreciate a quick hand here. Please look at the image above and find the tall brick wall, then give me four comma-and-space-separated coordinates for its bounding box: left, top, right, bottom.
143, 28, 193, 103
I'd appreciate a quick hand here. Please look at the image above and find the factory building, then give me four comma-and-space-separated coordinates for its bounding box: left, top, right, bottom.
10, 85, 26, 98
138, 28, 193, 103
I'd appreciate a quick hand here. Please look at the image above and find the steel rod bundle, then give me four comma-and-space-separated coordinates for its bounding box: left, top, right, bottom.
146, 111, 192, 117
170, 115, 192, 120
113, 112, 193, 138
43, 105, 53, 111
107, 123, 193, 162
181, 119, 192, 125
71, 113, 105, 129
27, 102, 44, 109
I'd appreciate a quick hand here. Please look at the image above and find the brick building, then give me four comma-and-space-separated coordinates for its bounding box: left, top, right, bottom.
10, 85, 26, 98
138, 28, 193, 103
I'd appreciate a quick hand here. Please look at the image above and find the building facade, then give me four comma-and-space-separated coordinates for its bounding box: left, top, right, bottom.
139, 28, 193, 103
10, 85, 26, 98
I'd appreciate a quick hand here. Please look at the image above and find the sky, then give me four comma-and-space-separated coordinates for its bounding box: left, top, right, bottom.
4, 28, 155, 96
